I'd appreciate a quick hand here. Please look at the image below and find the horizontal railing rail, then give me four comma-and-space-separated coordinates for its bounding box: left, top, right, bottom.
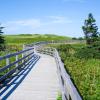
24, 40, 85, 47
0, 51, 34, 73
0, 47, 34, 61
0, 47, 39, 83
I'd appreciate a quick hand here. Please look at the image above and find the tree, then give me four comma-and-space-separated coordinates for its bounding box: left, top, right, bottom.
82, 13, 100, 45
0, 24, 5, 50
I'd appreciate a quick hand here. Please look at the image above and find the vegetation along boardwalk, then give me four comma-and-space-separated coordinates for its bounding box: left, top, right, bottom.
7, 53, 60, 100
0, 42, 82, 100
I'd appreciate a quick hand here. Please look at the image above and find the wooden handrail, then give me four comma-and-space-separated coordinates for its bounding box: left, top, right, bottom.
0, 47, 40, 83
0, 52, 34, 73
54, 49, 82, 100
36, 46, 82, 100
0, 47, 34, 61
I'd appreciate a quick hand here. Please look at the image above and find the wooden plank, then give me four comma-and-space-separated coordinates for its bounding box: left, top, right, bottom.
7, 54, 60, 100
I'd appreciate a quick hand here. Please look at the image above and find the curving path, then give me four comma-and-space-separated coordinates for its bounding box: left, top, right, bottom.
7, 53, 60, 100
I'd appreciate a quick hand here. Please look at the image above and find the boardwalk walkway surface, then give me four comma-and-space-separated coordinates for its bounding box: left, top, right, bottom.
7, 53, 60, 100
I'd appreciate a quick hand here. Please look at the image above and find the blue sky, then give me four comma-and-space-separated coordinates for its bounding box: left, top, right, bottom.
0, 0, 100, 37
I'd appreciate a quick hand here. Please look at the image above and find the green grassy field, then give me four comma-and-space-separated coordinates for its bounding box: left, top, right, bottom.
0, 34, 71, 58
0, 34, 70, 55
5, 34, 70, 45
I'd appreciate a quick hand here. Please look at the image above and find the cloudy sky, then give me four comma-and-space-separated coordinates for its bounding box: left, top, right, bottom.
0, 0, 100, 37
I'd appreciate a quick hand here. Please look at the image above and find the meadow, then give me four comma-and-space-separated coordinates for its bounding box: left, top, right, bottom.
0, 34, 70, 55
5, 34, 70, 45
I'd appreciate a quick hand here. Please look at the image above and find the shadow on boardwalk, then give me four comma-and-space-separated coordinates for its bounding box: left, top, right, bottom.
0, 56, 40, 100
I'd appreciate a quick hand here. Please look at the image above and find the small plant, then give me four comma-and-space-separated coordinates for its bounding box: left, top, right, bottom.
57, 95, 62, 100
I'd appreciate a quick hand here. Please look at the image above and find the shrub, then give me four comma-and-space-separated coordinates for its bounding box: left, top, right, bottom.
74, 46, 100, 59
92, 41, 100, 51
57, 44, 73, 62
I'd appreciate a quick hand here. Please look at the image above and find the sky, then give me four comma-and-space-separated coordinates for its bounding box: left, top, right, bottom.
0, 0, 100, 37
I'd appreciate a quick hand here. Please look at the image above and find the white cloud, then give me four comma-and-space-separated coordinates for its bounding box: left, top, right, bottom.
3, 16, 73, 34
4, 19, 41, 32
8, 19, 41, 27
47, 16, 72, 24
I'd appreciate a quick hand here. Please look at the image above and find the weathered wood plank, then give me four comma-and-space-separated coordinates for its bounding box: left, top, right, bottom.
7, 54, 60, 100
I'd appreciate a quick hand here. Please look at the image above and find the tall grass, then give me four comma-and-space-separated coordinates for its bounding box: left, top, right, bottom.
56, 44, 100, 100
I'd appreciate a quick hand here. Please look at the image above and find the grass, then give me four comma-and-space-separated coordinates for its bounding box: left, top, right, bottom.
0, 34, 70, 56
5, 34, 70, 45
56, 44, 100, 100
57, 95, 62, 100
64, 57, 100, 100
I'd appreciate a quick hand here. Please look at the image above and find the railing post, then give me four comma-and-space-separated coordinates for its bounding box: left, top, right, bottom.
33, 45, 36, 53
22, 44, 25, 63
6, 58, 9, 71
22, 44, 25, 65
16, 55, 19, 73
23, 44, 25, 50
22, 53, 24, 64
16, 55, 18, 68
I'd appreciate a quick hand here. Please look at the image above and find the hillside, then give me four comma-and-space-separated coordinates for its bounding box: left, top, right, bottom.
5, 34, 71, 45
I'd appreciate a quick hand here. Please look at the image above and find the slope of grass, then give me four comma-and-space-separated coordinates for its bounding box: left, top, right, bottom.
64, 57, 100, 100
5, 34, 70, 45
56, 44, 100, 100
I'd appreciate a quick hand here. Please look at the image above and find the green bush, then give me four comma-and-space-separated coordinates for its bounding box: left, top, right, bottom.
92, 41, 100, 51
57, 44, 72, 60
74, 46, 100, 59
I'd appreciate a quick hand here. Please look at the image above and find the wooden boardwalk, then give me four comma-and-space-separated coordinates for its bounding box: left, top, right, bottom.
7, 54, 60, 100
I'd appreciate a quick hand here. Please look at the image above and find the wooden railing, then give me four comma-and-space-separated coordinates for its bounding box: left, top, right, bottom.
54, 49, 82, 100
0, 47, 40, 83
0, 41, 83, 100
37, 47, 82, 100
36, 47, 54, 56
20, 41, 83, 100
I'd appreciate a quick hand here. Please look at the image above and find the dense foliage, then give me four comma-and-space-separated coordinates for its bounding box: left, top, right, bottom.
57, 44, 100, 100
75, 46, 100, 59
